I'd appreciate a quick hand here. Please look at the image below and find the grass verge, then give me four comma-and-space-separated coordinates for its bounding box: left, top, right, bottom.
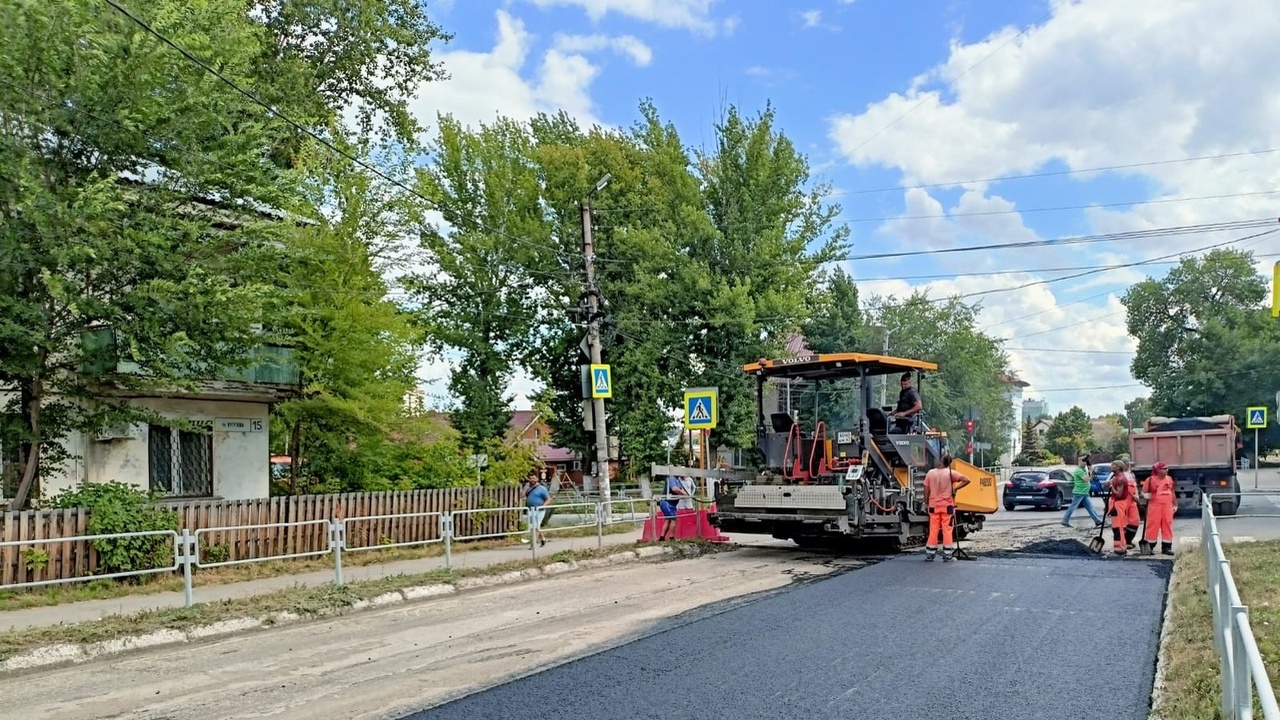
0, 539, 732, 663
0, 522, 639, 612
1157, 540, 1280, 720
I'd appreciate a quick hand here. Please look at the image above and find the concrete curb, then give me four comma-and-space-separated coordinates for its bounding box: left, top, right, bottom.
0, 543, 708, 675
1147, 556, 1181, 720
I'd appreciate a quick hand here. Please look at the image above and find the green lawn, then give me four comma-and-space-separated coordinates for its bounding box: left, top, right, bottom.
1157, 540, 1280, 719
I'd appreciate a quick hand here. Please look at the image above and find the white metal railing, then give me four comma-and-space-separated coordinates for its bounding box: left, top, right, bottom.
1202, 491, 1280, 720
0, 501, 654, 607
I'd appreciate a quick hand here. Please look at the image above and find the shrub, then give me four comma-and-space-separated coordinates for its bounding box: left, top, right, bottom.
50, 481, 180, 577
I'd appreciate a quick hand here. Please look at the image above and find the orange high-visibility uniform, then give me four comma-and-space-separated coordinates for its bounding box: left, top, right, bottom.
924, 468, 960, 555
1108, 475, 1140, 554
1143, 474, 1176, 547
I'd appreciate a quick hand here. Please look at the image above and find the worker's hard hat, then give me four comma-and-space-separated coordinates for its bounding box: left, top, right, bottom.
1152, 461, 1168, 472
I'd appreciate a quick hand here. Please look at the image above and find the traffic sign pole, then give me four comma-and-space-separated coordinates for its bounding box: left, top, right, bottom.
1247, 406, 1267, 489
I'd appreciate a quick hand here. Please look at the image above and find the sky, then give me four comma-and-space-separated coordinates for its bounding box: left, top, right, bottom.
404, 0, 1280, 420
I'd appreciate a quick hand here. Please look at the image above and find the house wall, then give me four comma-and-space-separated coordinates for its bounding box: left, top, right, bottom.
27, 397, 270, 501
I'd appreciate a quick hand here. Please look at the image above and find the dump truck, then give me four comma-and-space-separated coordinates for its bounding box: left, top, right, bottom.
708, 353, 999, 549
1129, 414, 1241, 516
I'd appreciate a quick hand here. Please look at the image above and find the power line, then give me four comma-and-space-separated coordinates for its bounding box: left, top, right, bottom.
848, 218, 1276, 261
825, 147, 1280, 198
1003, 347, 1134, 356
846, 189, 1280, 224
100, 0, 582, 266
988, 229, 1278, 340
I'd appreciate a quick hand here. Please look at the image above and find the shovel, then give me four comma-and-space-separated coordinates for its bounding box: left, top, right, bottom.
1088, 499, 1109, 554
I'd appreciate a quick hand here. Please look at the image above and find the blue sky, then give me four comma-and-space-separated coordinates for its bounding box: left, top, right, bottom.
409, 0, 1280, 420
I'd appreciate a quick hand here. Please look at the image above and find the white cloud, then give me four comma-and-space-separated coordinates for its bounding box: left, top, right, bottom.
853, 271, 1142, 416
553, 33, 654, 66
519, 0, 724, 34
828, 0, 1280, 221
830, 0, 1280, 416
800, 9, 839, 30
408, 10, 609, 132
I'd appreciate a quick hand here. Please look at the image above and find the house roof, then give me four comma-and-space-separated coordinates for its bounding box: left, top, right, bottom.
509, 410, 541, 435
1000, 373, 1031, 387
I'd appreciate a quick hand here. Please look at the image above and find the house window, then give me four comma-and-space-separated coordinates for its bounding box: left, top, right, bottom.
149, 423, 213, 497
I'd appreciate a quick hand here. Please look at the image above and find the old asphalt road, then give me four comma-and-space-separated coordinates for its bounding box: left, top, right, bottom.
404, 551, 1171, 720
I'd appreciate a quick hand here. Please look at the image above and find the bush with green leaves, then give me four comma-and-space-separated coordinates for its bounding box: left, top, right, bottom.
50, 481, 180, 577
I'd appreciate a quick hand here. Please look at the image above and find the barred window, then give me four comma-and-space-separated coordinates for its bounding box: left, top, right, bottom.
148, 423, 213, 497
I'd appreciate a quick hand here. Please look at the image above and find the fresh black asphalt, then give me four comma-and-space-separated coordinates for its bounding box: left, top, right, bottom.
404, 553, 1171, 720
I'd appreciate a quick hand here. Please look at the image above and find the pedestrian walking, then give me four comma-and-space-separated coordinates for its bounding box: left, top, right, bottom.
656, 474, 691, 541
523, 470, 550, 547
922, 455, 970, 562
1061, 455, 1103, 527
1140, 462, 1176, 556
1106, 460, 1140, 556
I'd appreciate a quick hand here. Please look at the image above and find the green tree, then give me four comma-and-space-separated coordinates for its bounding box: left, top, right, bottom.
269, 148, 422, 493
1014, 416, 1052, 465
250, 0, 452, 149
1122, 249, 1280, 452
1123, 397, 1153, 429
802, 268, 864, 354
1044, 406, 1092, 461
0, 0, 307, 508
688, 103, 849, 450
407, 115, 555, 450
859, 293, 1016, 459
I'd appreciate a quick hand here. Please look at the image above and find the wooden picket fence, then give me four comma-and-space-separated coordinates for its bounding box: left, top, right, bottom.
0, 487, 523, 587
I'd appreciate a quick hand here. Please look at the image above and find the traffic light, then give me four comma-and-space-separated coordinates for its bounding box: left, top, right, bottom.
966, 441, 974, 455
964, 419, 975, 434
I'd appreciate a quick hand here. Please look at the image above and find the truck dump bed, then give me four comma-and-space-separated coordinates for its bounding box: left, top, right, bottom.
1130, 415, 1236, 470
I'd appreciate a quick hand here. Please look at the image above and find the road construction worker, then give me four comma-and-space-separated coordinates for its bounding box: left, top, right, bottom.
922, 455, 970, 562
1140, 461, 1176, 556
1106, 460, 1140, 556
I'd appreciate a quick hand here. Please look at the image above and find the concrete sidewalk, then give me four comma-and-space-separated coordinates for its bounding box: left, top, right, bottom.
0, 528, 645, 632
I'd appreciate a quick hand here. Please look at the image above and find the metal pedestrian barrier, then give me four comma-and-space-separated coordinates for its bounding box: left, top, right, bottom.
1202, 491, 1280, 720
0, 501, 656, 608
0, 529, 179, 589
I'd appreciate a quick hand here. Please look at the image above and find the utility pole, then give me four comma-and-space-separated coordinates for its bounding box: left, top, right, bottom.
879, 327, 893, 407
582, 174, 611, 505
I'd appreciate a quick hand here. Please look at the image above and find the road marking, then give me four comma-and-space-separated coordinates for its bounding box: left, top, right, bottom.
1180, 536, 1200, 546
1231, 536, 1257, 544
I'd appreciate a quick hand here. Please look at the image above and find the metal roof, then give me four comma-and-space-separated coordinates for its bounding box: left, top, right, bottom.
742, 353, 939, 380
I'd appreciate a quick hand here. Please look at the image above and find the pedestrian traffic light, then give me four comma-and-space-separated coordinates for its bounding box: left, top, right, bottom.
966, 441, 974, 455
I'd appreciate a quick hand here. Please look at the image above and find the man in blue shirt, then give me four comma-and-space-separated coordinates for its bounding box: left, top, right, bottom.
657, 474, 691, 541
525, 470, 550, 547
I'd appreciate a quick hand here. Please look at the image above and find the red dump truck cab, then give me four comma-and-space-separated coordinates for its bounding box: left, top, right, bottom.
1130, 415, 1241, 515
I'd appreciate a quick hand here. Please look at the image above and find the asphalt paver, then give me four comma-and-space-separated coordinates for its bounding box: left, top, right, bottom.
403, 553, 1171, 720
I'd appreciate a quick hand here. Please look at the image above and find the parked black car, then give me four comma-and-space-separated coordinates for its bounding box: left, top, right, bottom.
1002, 469, 1074, 511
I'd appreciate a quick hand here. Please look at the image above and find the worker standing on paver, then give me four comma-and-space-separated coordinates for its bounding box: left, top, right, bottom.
922, 455, 970, 562
1140, 461, 1176, 556
1107, 460, 1140, 556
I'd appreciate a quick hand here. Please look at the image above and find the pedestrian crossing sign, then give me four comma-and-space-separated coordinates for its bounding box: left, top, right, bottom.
590, 364, 612, 399
1247, 406, 1267, 429
684, 387, 718, 430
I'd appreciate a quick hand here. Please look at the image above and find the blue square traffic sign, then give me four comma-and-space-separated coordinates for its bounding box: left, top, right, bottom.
684, 387, 717, 429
